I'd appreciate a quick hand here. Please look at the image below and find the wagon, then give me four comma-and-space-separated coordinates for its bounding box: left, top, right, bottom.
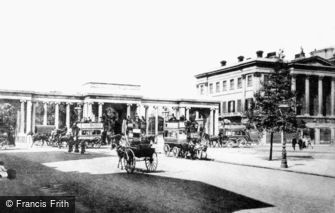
163, 121, 188, 157
77, 122, 103, 148
221, 127, 254, 148
122, 129, 158, 174
163, 121, 207, 159
163, 128, 188, 157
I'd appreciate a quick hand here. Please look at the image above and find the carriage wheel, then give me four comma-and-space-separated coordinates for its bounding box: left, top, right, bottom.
123, 149, 136, 174
201, 151, 207, 159
172, 147, 179, 157
96, 139, 102, 149
227, 139, 235, 148
237, 138, 247, 147
145, 152, 158, 172
163, 144, 170, 156
212, 140, 217, 148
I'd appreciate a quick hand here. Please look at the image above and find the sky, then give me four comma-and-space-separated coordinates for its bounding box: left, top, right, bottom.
0, 0, 334, 98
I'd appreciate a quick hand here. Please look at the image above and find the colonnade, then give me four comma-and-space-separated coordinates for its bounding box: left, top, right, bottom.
291, 75, 335, 117
292, 74, 335, 143
17, 100, 219, 136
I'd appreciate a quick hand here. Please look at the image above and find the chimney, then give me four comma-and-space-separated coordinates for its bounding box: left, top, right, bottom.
266, 52, 276, 58
220, 60, 227, 66
238, 56, 244, 62
256, 50, 263, 58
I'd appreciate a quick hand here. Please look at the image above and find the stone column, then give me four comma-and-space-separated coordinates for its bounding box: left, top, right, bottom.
136, 104, 141, 116
291, 74, 297, 113
88, 102, 93, 120
185, 107, 190, 120
98, 102, 103, 122
26, 100, 32, 134
145, 105, 149, 134
209, 108, 214, 135
66, 103, 71, 130
126, 103, 131, 118
32, 102, 36, 133
173, 107, 180, 120
195, 111, 199, 120
318, 76, 324, 116
331, 128, 335, 144
43, 102, 48, 125
20, 100, 25, 134
54, 102, 59, 129
305, 75, 310, 116
291, 74, 296, 92
83, 102, 88, 119
154, 106, 159, 136
331, 77, 335, 117
76, 104, 83, 122
214, 108, 219, 136
315, 128, 320, 144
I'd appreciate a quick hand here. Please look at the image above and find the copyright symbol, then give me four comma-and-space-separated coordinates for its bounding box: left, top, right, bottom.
6, 200, 13, 207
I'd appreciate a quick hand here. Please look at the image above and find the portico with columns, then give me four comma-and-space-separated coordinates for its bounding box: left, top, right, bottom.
0, 82, 219, 144
196, 52, 335, 144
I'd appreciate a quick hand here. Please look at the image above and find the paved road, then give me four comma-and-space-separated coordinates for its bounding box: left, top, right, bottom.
42, 148, 335, 212
1, 148, 335, 212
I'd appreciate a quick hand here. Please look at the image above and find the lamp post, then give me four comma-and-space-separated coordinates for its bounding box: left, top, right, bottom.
279, 103, 289, 168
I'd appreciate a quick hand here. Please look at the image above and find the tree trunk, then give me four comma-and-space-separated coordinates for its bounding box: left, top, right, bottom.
269, 131, 274, 160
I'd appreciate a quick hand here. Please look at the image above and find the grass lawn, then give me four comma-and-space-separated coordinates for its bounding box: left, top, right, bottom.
0, 150, 272, 213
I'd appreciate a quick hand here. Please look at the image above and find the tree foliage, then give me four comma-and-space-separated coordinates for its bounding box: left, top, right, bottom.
246, 58, 298, 134
0, 103, 17, 130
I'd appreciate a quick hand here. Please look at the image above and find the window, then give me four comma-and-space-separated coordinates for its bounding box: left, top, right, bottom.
237, 78, 242, 89
230, 79, 234, 90
247, 75, 253, 87
228, 101, 235, 113
216, 82, 220, 93
222, 101, 227, 113
200, 85, 204, 95
222, 81, 227, 91
209, 83, 213, 94
237, 99, 242, 112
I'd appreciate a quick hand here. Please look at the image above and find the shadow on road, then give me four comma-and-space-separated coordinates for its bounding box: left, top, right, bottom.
1, 151, 274, 213
1, 150, 113, 163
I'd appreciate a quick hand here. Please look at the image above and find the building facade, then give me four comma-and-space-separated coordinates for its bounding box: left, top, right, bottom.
0, 82, 220, 143
195, 49, 335, 144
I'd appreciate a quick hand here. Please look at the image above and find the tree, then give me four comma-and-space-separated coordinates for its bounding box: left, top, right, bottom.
0, 103, 17, 129
0, 103, 17, 145
246, 51, 298, 165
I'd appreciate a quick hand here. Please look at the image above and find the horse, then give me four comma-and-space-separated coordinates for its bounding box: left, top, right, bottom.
108, 134, 129, 170
30, 133, 49, 147
49, 128, 68, 148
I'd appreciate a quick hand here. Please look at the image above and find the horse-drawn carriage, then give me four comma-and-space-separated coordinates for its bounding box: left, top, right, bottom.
120, 128, 158, 174
163, 121, 208, 159
76, 122, 103, 148
218, 125, 256, 148
30, 125, 55, 147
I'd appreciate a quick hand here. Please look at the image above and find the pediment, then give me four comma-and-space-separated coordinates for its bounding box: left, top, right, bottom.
293, 56, 334, 67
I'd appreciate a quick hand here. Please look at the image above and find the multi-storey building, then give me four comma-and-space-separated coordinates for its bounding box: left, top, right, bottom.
195, 48, 335, 144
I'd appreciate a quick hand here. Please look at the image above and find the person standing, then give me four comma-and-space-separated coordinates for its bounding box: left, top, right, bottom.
292, 138, 297, 151
298, 137, 303, 150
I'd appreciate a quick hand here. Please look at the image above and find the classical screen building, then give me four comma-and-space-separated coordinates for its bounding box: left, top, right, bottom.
0, 82, 220, 144
195, 48, 335, 144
